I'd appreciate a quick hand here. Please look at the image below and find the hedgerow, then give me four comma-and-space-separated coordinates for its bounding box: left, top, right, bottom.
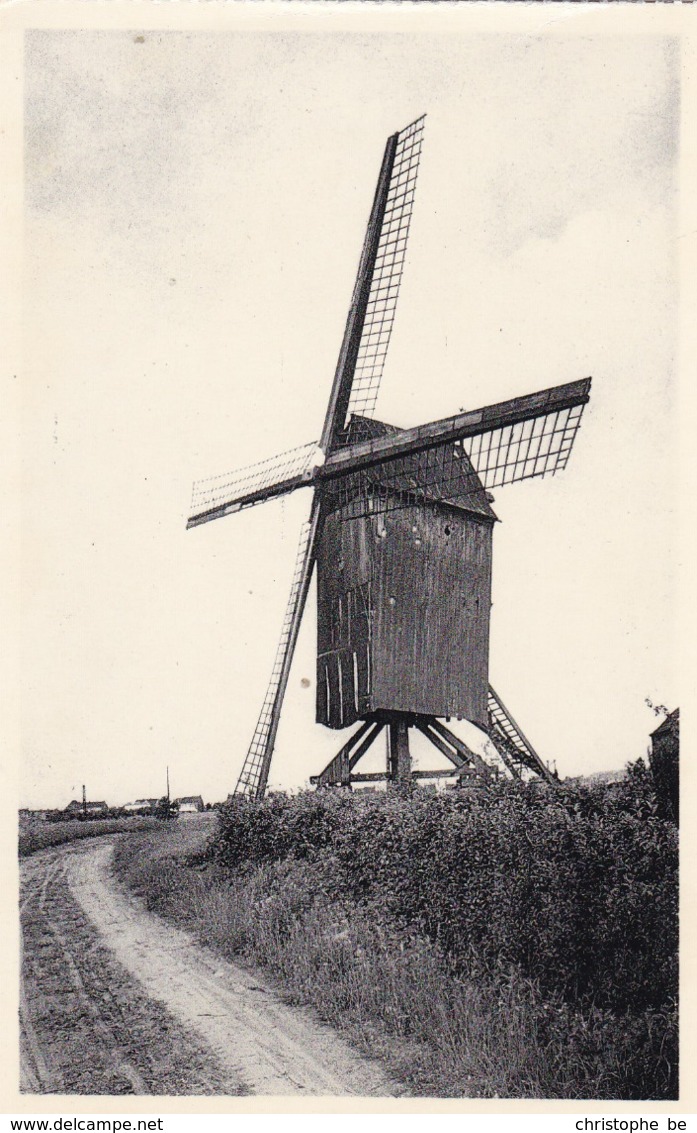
210, 781, 678, 1018
110, 780, 676, 1098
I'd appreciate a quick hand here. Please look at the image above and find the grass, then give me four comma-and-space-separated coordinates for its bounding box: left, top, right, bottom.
18, 815, 161, 857
112, 818, 676, 1099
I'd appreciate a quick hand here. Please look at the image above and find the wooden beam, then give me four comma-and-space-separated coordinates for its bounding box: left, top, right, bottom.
414, 723, 482, 781
186, 471, 312, 529
349, 768, 478, 783
319, 378, 591, 482
429, 719, 493, 782
412, 769, 477, 780
310, 719, 374, 787
348, 722, 385, 771
414, 720, 465, 768
319, 132, 399, 454
388, 718, 411, 787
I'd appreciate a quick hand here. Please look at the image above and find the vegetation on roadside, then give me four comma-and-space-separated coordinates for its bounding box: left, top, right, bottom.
113, 770, 678, 1101
19, 816, 160, 857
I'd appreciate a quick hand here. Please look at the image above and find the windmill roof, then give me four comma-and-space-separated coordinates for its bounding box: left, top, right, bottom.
341, 415, 497, 521
651, 708, 679, 739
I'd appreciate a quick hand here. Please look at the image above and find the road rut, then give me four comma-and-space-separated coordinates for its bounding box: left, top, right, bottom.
22, 839, 398, 1097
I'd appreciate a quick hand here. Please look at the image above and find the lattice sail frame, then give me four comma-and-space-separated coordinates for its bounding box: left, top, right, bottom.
343, 116, 425, 426
324, 400, 588, 520
189, 120, 426, 527
235, 517, 315, 797
191, 441, 317, 517
467, 402, 586, 490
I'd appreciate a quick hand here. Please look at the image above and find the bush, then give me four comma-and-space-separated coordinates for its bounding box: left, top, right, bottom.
210, 790, 355, 865
212, 782, 678, 1016
117, 813, 678, 1099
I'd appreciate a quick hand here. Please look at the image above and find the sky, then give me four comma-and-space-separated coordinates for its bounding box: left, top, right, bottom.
21, 25, 680, 808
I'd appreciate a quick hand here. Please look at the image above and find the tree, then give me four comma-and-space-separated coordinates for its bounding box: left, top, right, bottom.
154, 796, 179, 821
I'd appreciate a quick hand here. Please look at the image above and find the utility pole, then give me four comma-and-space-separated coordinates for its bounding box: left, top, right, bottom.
82, 784, 87, 817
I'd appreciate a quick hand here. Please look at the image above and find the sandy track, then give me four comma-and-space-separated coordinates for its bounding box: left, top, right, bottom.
20, 844, 240, 1095
40, 839, 397, 1096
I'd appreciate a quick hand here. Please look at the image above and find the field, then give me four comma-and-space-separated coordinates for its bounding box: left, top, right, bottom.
113, 769, 678, 1100
19, 815, 160, 857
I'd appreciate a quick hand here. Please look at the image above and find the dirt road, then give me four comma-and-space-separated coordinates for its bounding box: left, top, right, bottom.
20, 839, 398, 1097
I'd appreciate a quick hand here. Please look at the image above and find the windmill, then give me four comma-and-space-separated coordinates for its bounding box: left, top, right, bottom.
188, 116, 591, 797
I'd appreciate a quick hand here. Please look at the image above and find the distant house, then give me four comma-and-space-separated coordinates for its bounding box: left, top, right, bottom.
583, 769, 627, 786
123, 798, 159, 814
175, 795, 204, 813
64, 799, 108, 815
563, 768, 627, 787
649, 708, 679, 824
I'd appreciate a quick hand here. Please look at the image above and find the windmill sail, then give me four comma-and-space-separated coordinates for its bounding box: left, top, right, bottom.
187, 441, 318, 528
234, 501, 322, 798
318, 378, 591, 517
465, 401, 586, 490
344, 117, 426, 425
333, 401, 586, 517
188, 118, 426, 530
320, 116, 426, 453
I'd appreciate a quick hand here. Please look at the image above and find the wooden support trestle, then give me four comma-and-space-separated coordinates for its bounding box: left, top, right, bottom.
310, 720, 384, 787
311, 712, 494, 790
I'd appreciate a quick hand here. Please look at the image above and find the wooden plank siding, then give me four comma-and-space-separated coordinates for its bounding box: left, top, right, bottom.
316, 495, 493, 730
316, 510, 373, 728
371, 504, 492, 727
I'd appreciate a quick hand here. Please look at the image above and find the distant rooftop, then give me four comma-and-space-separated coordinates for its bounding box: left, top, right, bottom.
651, 708, 679, 739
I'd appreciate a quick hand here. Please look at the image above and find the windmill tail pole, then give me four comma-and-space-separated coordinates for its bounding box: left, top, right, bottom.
488, 686, 558, 787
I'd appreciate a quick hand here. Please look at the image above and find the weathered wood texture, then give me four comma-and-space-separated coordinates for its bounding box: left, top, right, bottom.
388, 719, 412, 784
316, 497, 493, 730
316, 509, 373, 728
